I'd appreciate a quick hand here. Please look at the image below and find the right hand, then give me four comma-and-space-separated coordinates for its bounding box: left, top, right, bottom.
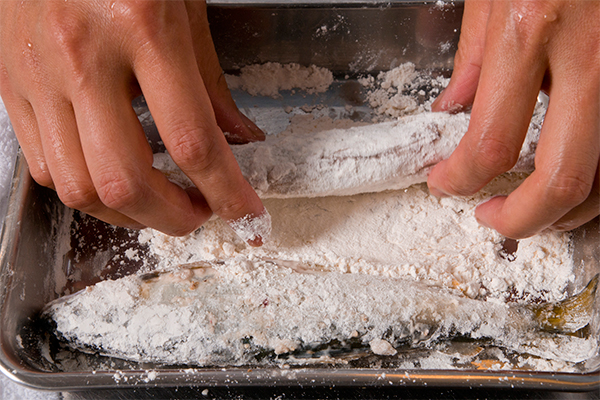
0, 1, 269, 244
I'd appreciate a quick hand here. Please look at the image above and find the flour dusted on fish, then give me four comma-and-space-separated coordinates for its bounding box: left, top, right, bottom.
145, 63, 570, 304
140, 175, 574, 304
154, 110, 542, 199
45, 260, 594, 367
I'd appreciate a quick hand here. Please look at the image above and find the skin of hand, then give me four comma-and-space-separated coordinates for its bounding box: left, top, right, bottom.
429, 0, 599, 239
0, 0, 269, 244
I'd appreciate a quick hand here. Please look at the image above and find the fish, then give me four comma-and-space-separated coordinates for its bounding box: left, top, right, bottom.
153, 111, 542, 199
43, 259, 597, 367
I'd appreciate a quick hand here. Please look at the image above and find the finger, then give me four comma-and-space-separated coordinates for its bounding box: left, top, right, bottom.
550, 163, 599, 232
31, 91, 144, 229
132, 5, 269, 245
428, 1, 546, 198
72, 75, 212, 236
431, 0, 491, 112
184, 0, 264, 144
475, 76, 600, 239
0, 73, 53, 188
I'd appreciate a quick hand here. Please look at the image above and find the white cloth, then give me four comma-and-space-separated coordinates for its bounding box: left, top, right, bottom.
0, 98, 18, 233
0, 373, 61, 400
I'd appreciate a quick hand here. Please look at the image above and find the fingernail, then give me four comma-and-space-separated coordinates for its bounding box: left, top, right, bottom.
549, 220, 575, 232
428, 185, 449, 198
476, 195, 505, 208
126, 222, 147, 231
431, 91, 445, 111
431, 94, 464, 114
474, 195, 504, 229
240, 112, 265, 141
474, 214, 492, 229
228, 208, 272, 247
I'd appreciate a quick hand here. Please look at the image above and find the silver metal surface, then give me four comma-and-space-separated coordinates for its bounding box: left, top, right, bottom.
208, 1, 462, 74
1, 0, 599, 392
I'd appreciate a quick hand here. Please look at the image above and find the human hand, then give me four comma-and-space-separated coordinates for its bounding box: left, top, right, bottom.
0, 1, 270, 244
429, 0, 599, 239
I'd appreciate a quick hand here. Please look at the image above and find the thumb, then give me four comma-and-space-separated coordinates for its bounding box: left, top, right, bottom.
432, 0, 491, 113
185, 1, 265, 144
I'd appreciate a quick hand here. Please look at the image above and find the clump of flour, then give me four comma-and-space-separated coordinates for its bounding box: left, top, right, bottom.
225, 62, 334, 98
228, 209, 272, 245
359, 63, 449, 120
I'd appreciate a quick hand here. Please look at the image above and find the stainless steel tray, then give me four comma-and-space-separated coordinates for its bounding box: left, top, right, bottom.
1, 1, 599, 392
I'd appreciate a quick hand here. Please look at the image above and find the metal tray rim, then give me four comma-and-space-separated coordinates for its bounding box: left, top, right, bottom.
1, 157, 599, 392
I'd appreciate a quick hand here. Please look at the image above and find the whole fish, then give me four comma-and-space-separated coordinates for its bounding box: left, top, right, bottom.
44, 260, 596, 367
154, 111, 542, 199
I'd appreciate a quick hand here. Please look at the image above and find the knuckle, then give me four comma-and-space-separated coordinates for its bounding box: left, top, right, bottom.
46, 9, 88, 59
94, 169, 145, 211
168, 125, 220, 173
118, 1, 178, 51
510, 1, 559, 44
544, 169, 593, 207
212, 192, 250, 219
473, 136, 519, 176
56, 179, 99, 211
45, 7, 96, 87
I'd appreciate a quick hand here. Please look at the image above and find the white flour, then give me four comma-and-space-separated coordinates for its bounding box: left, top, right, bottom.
146, 63, 559, 304
155, 110, 540, 199
139, 176, 574, 304
226, 63, 333, 98
46, 260, 594, 367
228, 208, 272, 245
358, 62, 448, 119
50, 63, 587, 372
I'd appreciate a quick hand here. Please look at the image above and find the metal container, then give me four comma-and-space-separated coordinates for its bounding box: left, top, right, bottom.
1, 1, 599, 391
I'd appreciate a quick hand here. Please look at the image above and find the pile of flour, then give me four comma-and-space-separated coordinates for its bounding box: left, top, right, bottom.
140, 176, 574, 304
358, 62, 448, 119
226, 62, 334, 98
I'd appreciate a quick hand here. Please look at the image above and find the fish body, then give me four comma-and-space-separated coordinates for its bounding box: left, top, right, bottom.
44, 260, 595, 366
154, 111, 541, 199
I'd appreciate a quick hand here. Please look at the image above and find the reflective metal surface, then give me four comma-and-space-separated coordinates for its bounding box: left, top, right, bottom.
1, 0, 599, 393
208, 1, 462, 74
